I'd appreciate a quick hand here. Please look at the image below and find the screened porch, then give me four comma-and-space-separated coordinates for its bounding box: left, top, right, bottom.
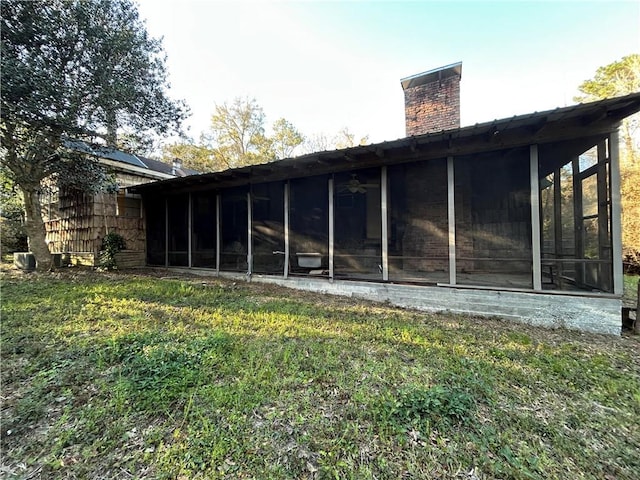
144, 132, 619, 295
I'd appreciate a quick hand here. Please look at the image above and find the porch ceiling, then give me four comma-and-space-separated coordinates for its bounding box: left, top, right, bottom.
131, 92, 640, 195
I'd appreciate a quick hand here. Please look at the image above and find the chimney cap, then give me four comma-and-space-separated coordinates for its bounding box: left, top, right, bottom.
401, 61, 462, 90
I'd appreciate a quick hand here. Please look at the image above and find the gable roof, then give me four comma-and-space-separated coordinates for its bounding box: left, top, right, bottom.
131, 92, 640, 195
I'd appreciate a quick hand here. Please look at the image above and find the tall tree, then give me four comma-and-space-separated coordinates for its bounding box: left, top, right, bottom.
1, 0, 187, 270
271, 118, 304, 159
575, 54, 640, 265
209, 97, 272, 168
162, 138, 221, 173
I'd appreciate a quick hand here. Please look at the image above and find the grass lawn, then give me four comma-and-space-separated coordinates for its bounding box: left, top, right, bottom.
2, 268, 639, 479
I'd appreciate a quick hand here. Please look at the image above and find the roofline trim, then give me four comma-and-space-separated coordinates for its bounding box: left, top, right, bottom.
401, 62, 463, 90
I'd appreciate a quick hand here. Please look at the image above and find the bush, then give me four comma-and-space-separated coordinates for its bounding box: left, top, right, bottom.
0, 216, 27, 255
99, 232, 126, 270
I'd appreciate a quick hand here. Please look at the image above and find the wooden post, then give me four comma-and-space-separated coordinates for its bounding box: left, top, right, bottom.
188, 193, 192, 268
247, 190, 252, 277
328, 177, 334, 281
215, 193, 220, 274
447, 156, 456, 285
530, 145, 542, 290
381, 166, 389, 281
609, 130, 623, 296
284, 181, 290, 279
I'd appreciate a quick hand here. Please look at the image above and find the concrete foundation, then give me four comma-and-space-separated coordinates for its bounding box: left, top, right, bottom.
171, 268, 622, 335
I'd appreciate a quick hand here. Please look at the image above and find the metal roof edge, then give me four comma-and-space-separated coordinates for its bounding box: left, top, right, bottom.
401, 62, 463, 90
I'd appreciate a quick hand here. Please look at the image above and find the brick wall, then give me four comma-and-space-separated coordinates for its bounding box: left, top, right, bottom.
404, 74, 460, 136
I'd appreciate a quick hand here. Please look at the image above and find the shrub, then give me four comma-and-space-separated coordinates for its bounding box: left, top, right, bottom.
100, 232, 126, 270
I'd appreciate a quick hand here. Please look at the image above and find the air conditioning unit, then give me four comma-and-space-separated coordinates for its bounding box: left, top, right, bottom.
13, 252, 35, 271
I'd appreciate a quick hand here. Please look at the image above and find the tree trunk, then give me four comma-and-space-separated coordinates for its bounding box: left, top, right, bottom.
106, 109, 118, 146
21, 184, 53, 271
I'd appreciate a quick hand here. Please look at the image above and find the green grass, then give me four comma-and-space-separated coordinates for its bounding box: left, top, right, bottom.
2, 269, 640, 479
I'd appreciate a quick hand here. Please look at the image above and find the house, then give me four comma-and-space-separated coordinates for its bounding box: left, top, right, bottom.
41, 141, 197, 267
131, 63, 640, 334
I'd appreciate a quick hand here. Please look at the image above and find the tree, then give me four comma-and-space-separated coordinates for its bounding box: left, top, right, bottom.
575, 54, 640, 267
271, 118, 304, 159
209, 97, 273, 168
300, 127, 370, 155
162, 138, 221, 173
333, 127, 369, 149
1, 0, 187, 270
301, 132, 332, 154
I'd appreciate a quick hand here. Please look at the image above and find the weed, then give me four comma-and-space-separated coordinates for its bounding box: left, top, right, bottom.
376, 384, 476, 436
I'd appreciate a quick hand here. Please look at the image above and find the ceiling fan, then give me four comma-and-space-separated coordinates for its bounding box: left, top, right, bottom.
339, 174, 379, 194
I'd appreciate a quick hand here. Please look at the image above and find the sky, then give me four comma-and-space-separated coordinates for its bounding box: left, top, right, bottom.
136, 0, 640, 146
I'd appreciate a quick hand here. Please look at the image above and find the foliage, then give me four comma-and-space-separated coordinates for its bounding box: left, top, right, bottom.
99, 232, 126, 270
161, 138, 220, 173
208, 97, 272, 168
0, 0, 187, 270
299, 126, 369, 154
164, 100, 371, 170
271, 118, 305, 160
575, 54, 640, 259
333, 126, 370, 150
0, 168, 27, 253
574, 54, 640, 102
2, 270, 639, 479
165, 100, 307, 170
380, 385, 475, 431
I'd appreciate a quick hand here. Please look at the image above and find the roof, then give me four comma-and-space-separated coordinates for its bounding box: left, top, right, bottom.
140, 156, 199, 177
64, 140, 199, 178
65, 139, 148, 168
131, 92, 640, 195
400, 62, 463, 90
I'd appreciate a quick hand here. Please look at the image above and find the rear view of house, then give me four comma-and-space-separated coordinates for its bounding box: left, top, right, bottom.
131, 64, 640, 334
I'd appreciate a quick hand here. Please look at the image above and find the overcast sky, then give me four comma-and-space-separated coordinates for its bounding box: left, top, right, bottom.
136, 0, 640, 145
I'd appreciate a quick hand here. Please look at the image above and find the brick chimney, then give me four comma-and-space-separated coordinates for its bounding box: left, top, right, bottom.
401, 62, 462, 136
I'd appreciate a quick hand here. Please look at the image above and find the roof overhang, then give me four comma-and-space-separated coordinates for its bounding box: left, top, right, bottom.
131, 92, 640, 196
